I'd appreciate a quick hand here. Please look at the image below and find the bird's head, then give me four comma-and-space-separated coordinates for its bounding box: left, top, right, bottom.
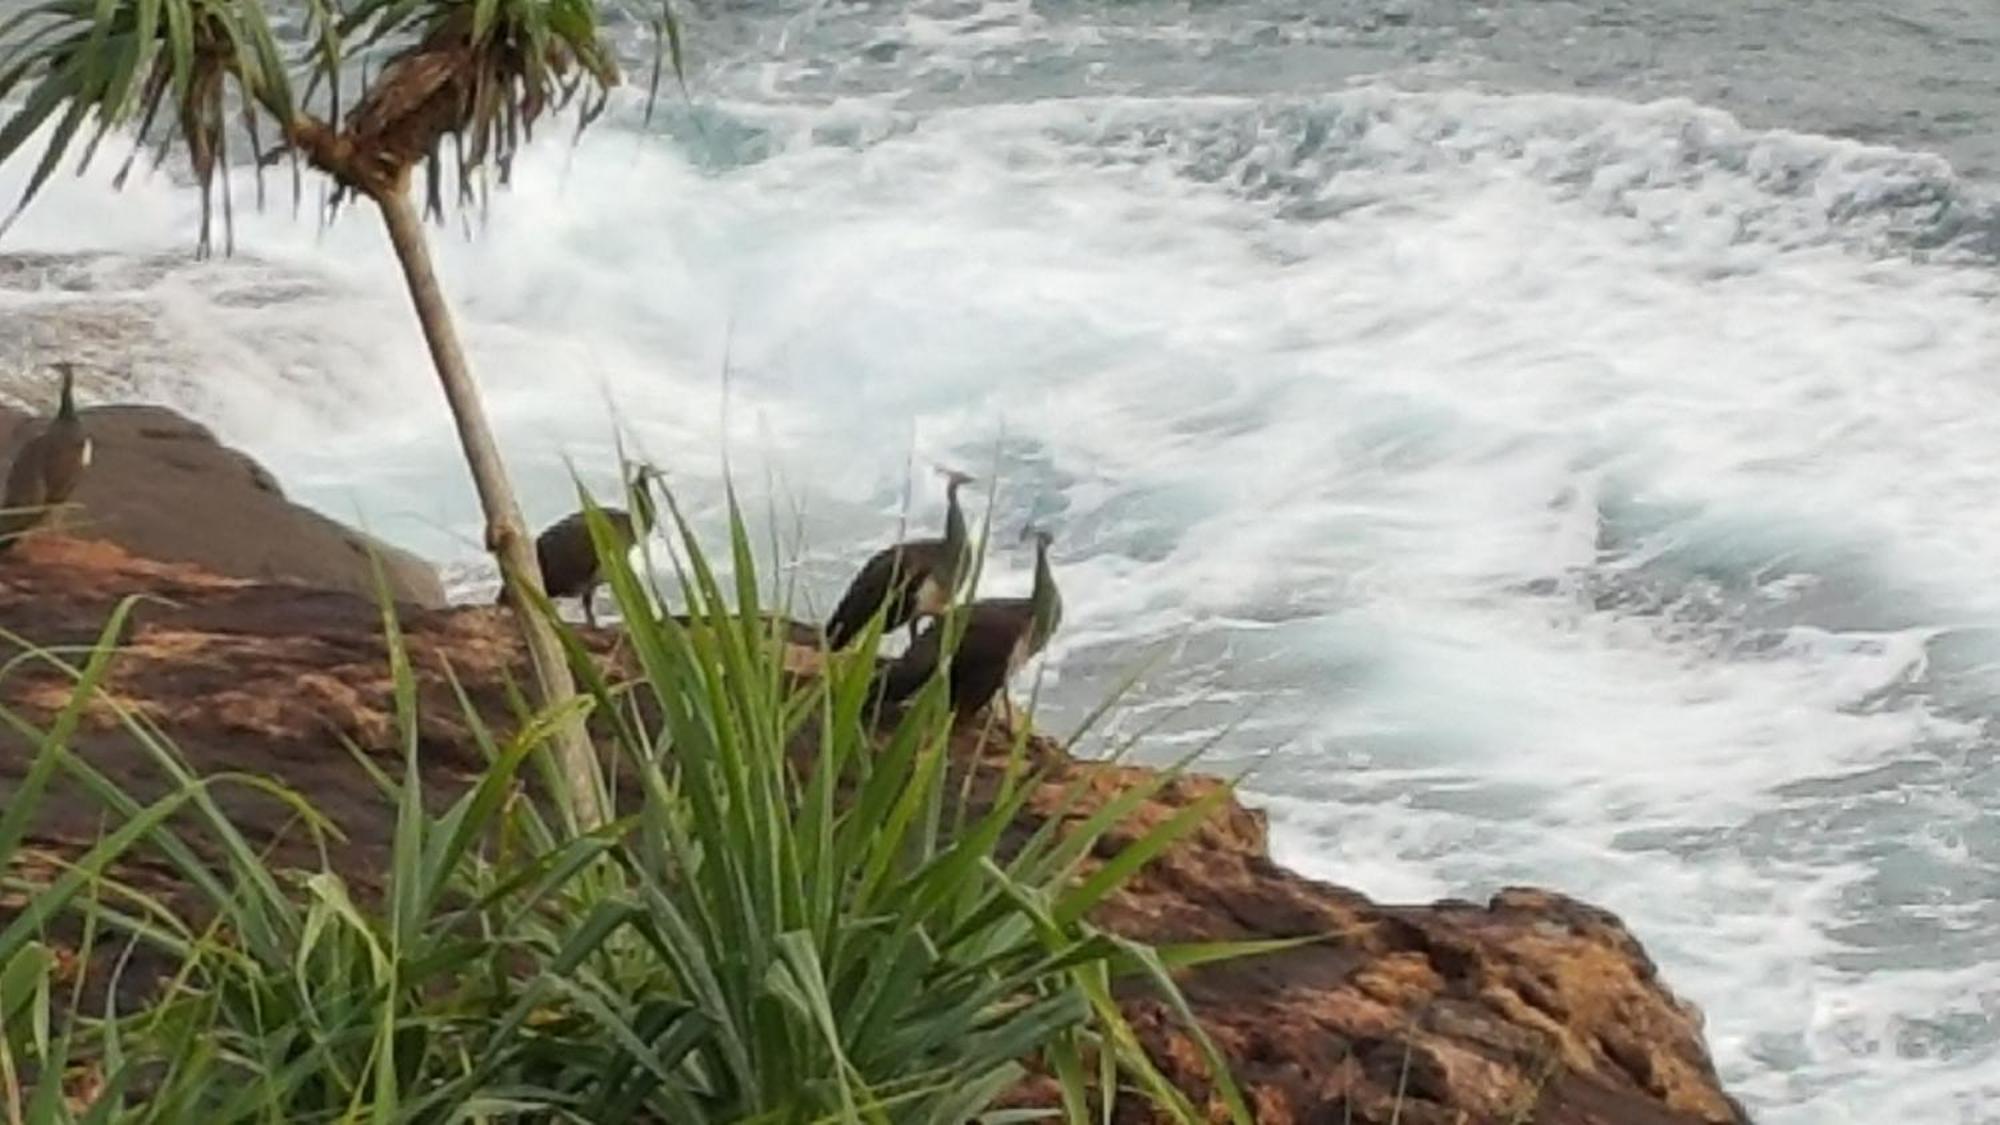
934, 464, 977, 493
1021, 524, 1061, 648
52, 361, 78, 417
625, 462, 666, 528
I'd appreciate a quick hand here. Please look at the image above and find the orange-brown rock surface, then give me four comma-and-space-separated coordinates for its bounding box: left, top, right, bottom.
0, 535, 1750, 1125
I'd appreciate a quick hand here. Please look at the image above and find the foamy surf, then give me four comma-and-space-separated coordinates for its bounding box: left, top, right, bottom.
4, 56, 2000, 1122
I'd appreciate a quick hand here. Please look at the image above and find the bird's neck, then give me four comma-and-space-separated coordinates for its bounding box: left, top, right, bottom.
56, 373, 75, 421
942, 483, 968, 563
631, 477, 657, 532
1029, 541, 1061, 645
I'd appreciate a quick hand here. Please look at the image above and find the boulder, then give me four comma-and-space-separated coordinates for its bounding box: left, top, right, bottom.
0, 403, 443, 607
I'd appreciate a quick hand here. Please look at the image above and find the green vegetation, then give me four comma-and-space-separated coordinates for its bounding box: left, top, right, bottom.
0, 4, 1278, 1115
0, 475, 1264, 1122
0, 0, 687, 829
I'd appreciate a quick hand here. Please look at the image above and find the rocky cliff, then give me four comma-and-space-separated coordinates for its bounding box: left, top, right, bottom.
0, 533, 1749, 1124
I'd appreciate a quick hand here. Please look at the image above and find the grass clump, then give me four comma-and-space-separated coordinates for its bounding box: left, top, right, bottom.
0, 470, 1267, 1123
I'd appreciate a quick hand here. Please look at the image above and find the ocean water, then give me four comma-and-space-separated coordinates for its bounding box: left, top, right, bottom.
3, 1, 2000, 1119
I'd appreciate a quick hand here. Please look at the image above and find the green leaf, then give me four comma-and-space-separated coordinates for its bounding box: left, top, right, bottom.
0, 942, 52, 1062
1053, 784, 1232, 928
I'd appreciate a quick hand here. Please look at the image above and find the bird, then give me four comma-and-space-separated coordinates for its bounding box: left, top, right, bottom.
498, 462, 663, 628
875, 524, 1062, 728
823, 466, 977, 650
1, 362, 92, 552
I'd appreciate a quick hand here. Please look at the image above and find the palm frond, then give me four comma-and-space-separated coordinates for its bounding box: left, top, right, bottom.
0, 0, 679, 243
0, 0, 299, 254
324, 0, 664, 217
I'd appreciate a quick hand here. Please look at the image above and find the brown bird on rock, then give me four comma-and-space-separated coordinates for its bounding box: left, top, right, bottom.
499, 462, 663, 628
1, 362, 91, 551
825, 467, 977, 650
876, 525, 1062, 727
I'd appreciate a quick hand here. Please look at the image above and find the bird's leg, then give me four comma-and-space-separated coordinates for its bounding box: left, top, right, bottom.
583, 583, 599, 630
996, 690, 1020, 734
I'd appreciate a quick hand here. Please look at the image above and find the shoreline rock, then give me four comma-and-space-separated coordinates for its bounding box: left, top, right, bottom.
0, 536, 1749, 1124
0, 403, 442, 607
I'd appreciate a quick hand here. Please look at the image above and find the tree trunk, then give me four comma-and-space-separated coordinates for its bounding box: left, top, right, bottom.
373, 186, 608, 830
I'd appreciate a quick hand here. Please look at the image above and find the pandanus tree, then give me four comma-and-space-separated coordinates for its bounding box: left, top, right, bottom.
0, 0, 678, 827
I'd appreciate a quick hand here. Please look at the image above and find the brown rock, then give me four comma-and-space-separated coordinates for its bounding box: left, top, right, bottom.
0, 403, 443, 607
0, 540, 1749, 1125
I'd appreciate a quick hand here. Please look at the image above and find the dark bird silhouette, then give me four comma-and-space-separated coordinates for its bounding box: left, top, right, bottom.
1, 362, 91, 552
824, 467, 976, 650
499, 462, 662, 628
876, 525, 1062, 726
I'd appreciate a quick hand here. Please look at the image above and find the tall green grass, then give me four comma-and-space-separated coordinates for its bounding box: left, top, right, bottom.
0, 471, 1273, 1122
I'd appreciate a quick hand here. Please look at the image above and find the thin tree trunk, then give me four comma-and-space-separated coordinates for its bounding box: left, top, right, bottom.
374, 186, 608, 830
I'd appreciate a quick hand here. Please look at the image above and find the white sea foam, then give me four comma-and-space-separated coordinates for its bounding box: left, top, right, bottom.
5, 78, 2000, 1120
